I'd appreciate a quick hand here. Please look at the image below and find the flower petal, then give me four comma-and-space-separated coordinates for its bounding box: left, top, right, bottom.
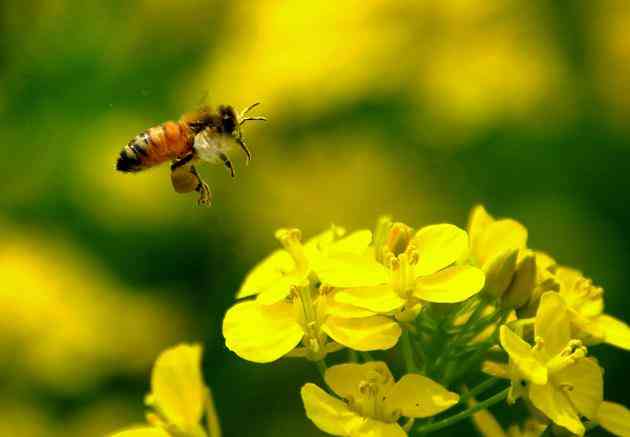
470, 401, 508, 437
109, 428, 171, 437
324, 294, 378, 318
535, 292, 571, 359
412, 224, 470, 276
553, 357, 603, 420
352, 420, 407, 437
315, 254, 390, 288
256, 273, 307, 305
236, 250, 294, 299
222, 300, 303, 363
475, 219, 527, 266
324, 362, 395, 400
150, 343, 205, 431
529, 383, 584, 436
322, 316, 401, 352
301, 383, 363, 436
597, 401, 630, 437
468, 205, 495, 253
329, 230, 373, 254
414, 265, 485, 303
335, 285, 406, 313
597, 314, 630, 350
384, 374, 459, 418
499, 326, 547, 385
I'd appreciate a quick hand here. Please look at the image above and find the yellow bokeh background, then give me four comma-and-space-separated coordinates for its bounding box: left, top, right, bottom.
1, 0, 629, 435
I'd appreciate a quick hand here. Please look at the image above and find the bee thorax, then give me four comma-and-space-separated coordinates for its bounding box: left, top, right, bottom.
193, 130, 235, 165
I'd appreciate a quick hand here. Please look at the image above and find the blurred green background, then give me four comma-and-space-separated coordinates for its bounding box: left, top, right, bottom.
1, 1, 629, 435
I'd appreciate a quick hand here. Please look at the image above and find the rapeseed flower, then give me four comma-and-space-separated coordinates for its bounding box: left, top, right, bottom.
223, 228, 401, 363
556, 266, 630, 350
301, 362, 458, 437
316, 223, 485, 315
110, 343, 220, 437
500, 292, 603, 435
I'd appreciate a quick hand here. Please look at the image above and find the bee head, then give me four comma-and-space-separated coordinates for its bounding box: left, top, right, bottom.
218, 105, 238, 135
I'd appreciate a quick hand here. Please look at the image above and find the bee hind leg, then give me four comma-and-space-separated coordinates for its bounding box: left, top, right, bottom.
170, 157, 212, 206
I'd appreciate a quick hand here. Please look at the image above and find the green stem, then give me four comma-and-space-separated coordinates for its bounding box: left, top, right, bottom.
359, 351, 374, 363
348, 349, 358, 363
457, 377, 501, 405
412, 387, 510, 435
316, 360, 327, 381
401, 330, 419, 373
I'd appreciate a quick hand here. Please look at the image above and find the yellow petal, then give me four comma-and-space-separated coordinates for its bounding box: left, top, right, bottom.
469, 401, 508, 437
475, 219, 527, 267
353, 420, 407, 437
414, 265, 485, 303
222, 300, 303, 363
322, 316, 401, 352
300, 383, 363, 436
150, 343, 205, 431
335, 285, 406, 313
324, 294, 377, 318
528, 383, 584, 436
256, 273, 307, 305
329, 230, 372, 254
303, 227, 346, 259
315, 253, 390, 288
109, 428, 171, 437
481, 361, 510, 379
384, 374, 459, 418
597, 401, 630, 437
597, 314, 630, 350
499, 326, 547, 385
324, 362, 395, 400
553, 357, 603, 420
412, 224, 470, 276
468, 205, 495, 253
534, 292, 571, 359
236, 249, 294, 299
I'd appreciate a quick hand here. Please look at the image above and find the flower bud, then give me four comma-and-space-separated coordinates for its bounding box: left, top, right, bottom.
502, 253, 536, 309
482, 248, 518, 299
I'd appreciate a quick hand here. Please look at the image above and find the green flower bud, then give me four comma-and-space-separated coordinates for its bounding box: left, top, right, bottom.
482, 248, 518, 299
502, 253, 536, 309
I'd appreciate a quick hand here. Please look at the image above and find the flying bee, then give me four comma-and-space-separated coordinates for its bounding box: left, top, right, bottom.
116, 102, 266, 206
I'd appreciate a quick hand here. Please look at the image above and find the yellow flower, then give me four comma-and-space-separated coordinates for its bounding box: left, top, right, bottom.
223, 229, 401, 363
301, 362, 458, 437
597, 401, 630, 437
499, 292, 603, 436
316, 223, 485, 315
468, 205, 528, 298
471, 400, 547, 437
556, 266, 630, 350
110, 343, 220, 437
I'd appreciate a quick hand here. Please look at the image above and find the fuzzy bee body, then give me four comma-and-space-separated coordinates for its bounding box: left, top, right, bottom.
115, 103, 266, 205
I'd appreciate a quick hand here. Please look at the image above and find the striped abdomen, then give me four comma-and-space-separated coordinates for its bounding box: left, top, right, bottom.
116, 121, 193, 172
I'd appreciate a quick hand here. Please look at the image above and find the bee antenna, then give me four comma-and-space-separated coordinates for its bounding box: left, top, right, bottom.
241, 102, 261, 115
239, 102, 267, 125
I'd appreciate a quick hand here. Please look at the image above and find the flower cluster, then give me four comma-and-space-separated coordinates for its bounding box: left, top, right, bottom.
112, 206, 630, 437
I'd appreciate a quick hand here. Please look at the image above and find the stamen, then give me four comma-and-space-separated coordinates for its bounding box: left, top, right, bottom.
275, 228, 309, 272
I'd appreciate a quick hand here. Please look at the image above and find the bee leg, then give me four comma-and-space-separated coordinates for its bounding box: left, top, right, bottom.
170, 158, 212, 206
217, 151, 236, 178
191, 166, 212, 206
235, 137, 252, 164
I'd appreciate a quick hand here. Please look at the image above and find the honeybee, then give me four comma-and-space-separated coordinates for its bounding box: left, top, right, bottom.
116, 103, 265, 205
